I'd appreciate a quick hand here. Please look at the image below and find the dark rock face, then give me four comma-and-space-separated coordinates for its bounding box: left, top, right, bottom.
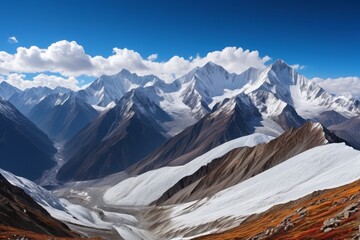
0, 99, 56, 180
155, 122, 330, 205
0, 173, 77, 237
272, 104, 307, 131
329, 116, 360, 150
315, 110, 348, 128
57, 88, 170, 181
129, 94, 263, 175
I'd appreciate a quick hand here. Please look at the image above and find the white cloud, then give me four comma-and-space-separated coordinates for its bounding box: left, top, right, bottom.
0, 40, 271, 82
8, 36, 18, 44
312, 76, 360, 98
290, 64, 305, 70
1, 40, 358, 96
0, 73, 80, 91
147, 53, 158, 61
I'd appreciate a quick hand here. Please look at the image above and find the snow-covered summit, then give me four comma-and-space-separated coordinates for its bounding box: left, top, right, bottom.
244, 60, 360, 119
79, 69, 165, 106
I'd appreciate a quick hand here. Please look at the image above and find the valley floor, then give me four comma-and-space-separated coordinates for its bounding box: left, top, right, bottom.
51, 177, 360, 240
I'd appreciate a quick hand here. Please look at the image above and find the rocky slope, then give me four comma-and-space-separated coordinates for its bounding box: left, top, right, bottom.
0, 99, 56, 180
315, 110, 348, 128
28, 92, 98, 142
155, 122, 333, 205
197, 178, 360, 240
129, 94, 265, 175
57, 87, 171, 181
0, 173, 77, 238
0, 81, 21, 100
329, 115, 360, 150
103, 133, 273, 206
140, 142, 360, 239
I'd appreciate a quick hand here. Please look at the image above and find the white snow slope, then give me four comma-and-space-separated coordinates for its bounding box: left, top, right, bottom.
0, 168, 111, 229
104, 133, 273, 206
151, 143, 360, 239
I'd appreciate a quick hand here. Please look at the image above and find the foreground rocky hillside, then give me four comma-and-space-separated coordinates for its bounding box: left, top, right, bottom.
198, 179, 360, 240
0, 173, 77, 238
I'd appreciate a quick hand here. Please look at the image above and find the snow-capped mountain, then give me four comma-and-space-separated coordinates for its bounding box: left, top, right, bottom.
28, 92, 99, 142
77, 69, 164, 106
129, 93, 275, 175
9, 86, 71, 115
54, 60, 360, 181
0, 59, 353, 239
178, 62, 256, 102
0, 81, 21, 100
0, 98, 56, 180
176, 62, 259, 118
244, 60, 360, 119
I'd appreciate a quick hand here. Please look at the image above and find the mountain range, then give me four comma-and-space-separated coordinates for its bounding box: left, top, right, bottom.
0, 59, 360, 239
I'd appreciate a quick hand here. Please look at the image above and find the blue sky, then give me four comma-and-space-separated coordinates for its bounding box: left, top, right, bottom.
0, 0, 359, 91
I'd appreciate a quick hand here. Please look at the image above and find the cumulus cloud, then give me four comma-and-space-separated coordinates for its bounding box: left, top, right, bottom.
0, 40, 270, 82
8, 36, 18, 44
312, 76, 360, 98
290, 64, 305, 70
0, 73, 80, 91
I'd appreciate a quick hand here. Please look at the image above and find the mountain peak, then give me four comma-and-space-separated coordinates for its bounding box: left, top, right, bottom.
0, 81, 13, 88
201, 61, 226, 72
271, 59, 293, 72
0, 81, 21, 100
118, 68, 133, 76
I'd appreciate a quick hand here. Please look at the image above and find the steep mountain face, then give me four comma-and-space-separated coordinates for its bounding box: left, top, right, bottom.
104, 133, 274, 207
28, 92, 99, 142
329, 116, 360, 150
0, 99, 56, 180
0, 81, 21, 100
155, 123, 331, 205
315, 110, 348, 128
129, 94, 265, 175
56, 87, 171, 181
248, 90, 306, 130
0, 173, 77, 237
177, 62, 259, 117
78, 69, 163, 106
128, 60, 359, 176
244, 60, 360, 119
9, 86, 70, 115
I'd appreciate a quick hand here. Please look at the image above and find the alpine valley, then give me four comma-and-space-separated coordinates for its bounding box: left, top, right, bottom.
1, 60, 360, 240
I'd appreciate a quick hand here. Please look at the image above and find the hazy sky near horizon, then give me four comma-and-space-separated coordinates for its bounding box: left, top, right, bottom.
0, 0, 359, 93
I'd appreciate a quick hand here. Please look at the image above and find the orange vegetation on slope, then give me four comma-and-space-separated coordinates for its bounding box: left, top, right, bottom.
197, 179, 360, 240
0, 225, 102, 240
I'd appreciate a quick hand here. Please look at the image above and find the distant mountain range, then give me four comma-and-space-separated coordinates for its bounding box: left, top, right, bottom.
0, 59, 360, 239
1, 59, 359, 182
